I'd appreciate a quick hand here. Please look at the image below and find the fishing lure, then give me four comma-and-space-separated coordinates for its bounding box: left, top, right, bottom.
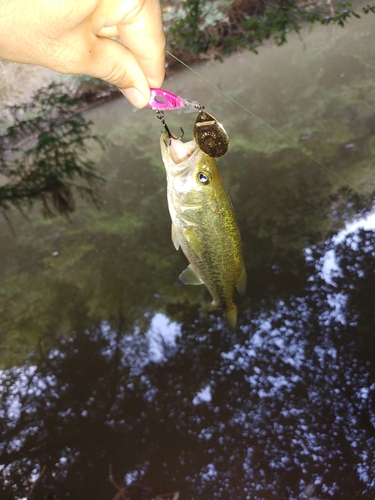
147, 88, 229, 158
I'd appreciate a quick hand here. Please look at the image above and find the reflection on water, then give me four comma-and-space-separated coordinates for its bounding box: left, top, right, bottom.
1, 14, 375, 500
0, 83, 103, 217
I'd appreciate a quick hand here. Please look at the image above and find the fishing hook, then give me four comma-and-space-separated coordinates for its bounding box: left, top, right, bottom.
156, 111, 184, 141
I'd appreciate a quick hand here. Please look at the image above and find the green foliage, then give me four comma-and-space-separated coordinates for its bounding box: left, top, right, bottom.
167, 0, 207, 54
0, 82, 104, 217
163, 0, 375, 57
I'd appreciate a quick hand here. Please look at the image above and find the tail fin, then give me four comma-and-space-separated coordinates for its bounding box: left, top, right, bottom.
210, 301, 237, 329
226, 305, 237, 330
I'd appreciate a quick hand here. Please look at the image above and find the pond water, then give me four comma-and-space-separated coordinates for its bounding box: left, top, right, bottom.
1, 13, 375, 500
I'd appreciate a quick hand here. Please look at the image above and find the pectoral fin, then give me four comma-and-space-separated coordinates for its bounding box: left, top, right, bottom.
179, 264, 204, 286
181, 227, 202, 258
171, 223, 180, 250
236, 264, 247, 296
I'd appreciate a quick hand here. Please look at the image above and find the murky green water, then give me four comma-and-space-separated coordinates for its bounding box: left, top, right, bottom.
1, 15, 375, 500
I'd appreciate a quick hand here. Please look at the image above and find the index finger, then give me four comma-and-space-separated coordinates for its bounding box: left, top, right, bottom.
117, 0, 166, 88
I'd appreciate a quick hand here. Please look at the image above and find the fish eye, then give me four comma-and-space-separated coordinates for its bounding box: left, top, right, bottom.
197, 172, 211, 185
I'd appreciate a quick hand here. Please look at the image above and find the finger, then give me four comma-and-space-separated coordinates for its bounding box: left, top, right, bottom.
117, 0, 165, 89
97, 26, 119, 38
82, 36, 151, 107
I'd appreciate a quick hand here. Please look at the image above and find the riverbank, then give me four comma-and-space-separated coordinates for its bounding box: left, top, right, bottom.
0, 60, 119, 118
0, 0, 373, 117
0, 46, 213, 117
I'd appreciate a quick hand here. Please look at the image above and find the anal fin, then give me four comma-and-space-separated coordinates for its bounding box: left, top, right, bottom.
179, 264, 204, 286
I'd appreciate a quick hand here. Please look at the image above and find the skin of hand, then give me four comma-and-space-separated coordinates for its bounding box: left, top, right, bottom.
0, 0, 165, 108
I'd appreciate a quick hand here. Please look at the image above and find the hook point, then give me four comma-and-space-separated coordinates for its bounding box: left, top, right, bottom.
156, 111, 184, 141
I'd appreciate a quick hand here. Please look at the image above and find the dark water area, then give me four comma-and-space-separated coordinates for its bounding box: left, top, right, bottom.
1, 15, 375, 500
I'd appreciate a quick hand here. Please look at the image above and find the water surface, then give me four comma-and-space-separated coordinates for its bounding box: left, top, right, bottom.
1, 14, 375, 500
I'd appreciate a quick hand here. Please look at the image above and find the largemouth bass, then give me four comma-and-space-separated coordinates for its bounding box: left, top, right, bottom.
160, 132, 246, 328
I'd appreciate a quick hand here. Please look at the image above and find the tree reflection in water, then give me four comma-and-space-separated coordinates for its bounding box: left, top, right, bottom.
0, 227, 374, 500
0, 82, 103, 218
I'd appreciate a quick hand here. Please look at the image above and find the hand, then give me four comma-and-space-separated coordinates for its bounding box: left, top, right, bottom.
0, 0, 165, 108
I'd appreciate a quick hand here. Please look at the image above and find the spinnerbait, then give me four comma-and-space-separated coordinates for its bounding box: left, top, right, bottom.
147, 88, 229, 158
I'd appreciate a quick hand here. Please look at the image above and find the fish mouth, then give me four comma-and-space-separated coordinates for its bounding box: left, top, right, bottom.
160, 132, 198, 165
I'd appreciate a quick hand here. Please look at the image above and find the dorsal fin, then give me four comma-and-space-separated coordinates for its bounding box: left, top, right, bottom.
236, 264, 247, 296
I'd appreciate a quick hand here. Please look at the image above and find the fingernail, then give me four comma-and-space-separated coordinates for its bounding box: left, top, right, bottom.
121, 87, 148, 108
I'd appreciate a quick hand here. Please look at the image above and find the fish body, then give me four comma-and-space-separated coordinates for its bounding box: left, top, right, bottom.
160, 132, 246, 328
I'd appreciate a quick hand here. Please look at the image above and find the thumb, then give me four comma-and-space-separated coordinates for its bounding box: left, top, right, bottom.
84, 36, 151, 108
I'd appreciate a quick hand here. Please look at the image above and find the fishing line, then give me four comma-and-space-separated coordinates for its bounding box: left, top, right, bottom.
166, 50, 365, 196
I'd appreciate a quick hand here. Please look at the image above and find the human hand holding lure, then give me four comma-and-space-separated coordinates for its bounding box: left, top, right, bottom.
147, 88, 230, 158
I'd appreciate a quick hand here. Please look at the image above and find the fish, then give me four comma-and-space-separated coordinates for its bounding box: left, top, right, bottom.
160, 131, 246, 328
